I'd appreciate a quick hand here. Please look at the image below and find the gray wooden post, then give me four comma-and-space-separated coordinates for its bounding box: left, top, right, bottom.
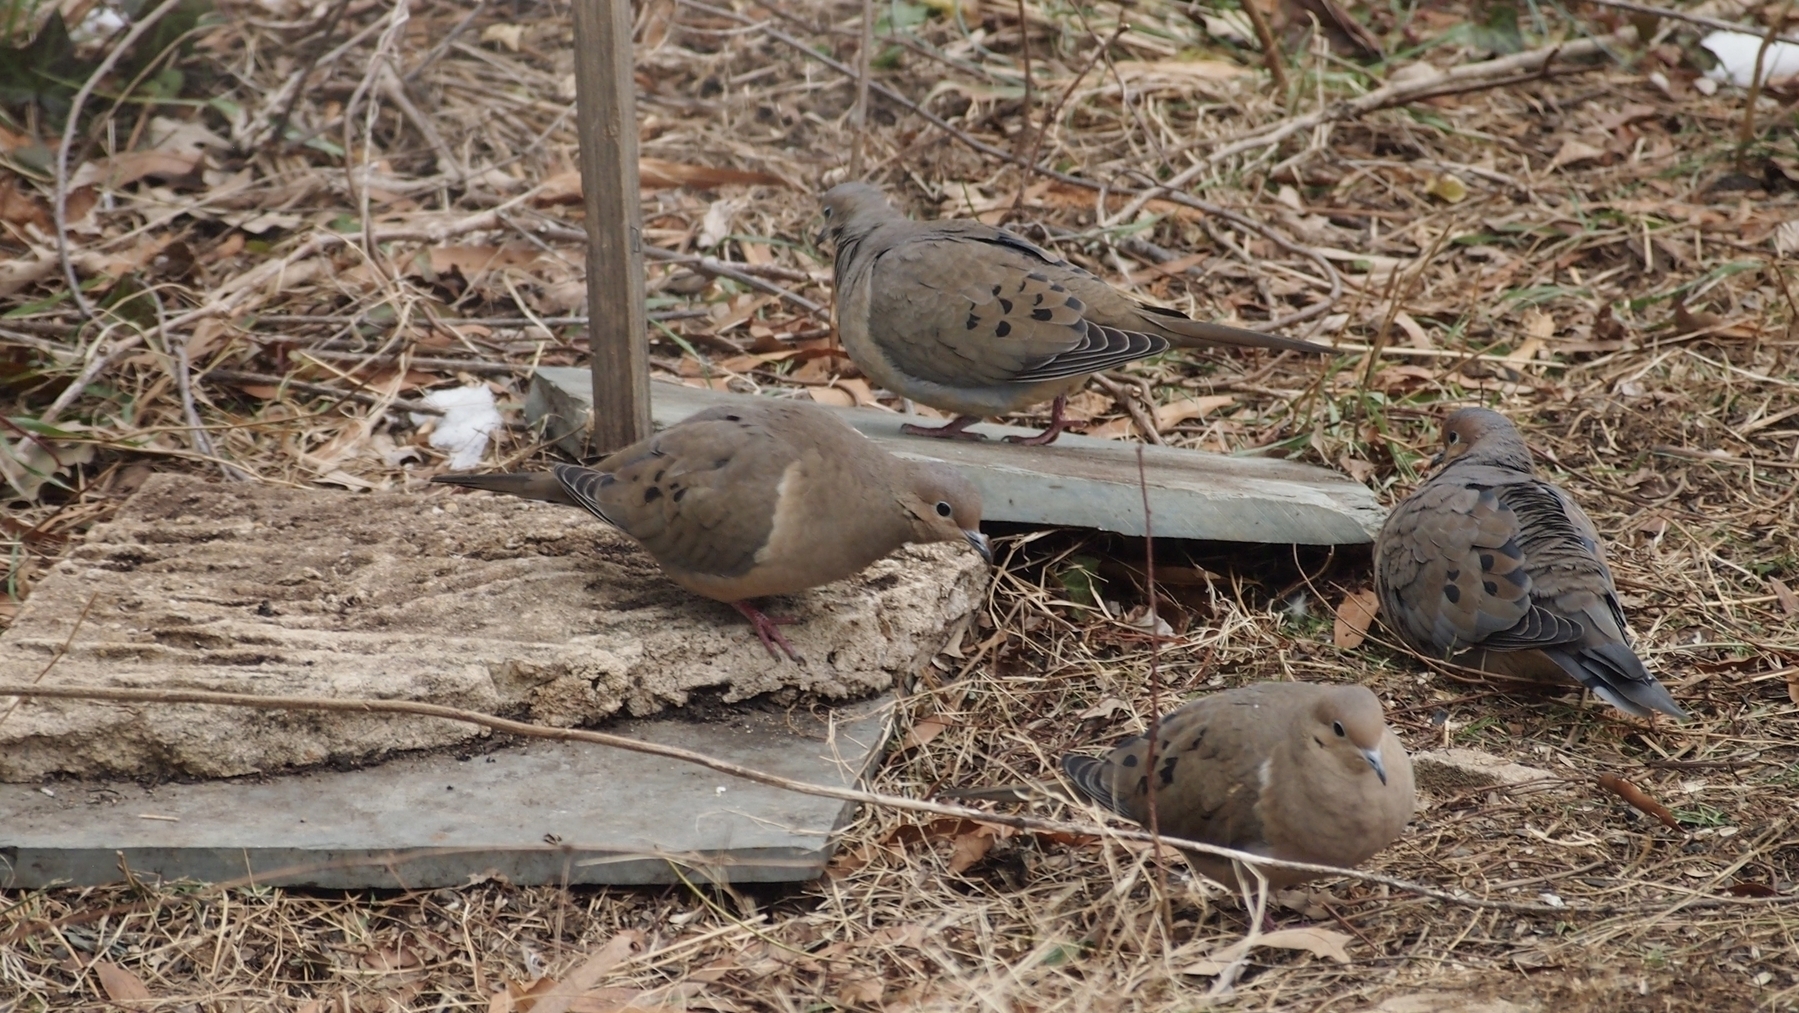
571, 0, 650, 455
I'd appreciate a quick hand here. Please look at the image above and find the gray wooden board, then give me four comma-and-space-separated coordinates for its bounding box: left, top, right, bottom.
527, 367, 1384, 545
0, 698, 891, 889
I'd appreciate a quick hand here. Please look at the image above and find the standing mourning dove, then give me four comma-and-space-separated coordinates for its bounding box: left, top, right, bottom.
432, 400, 991, 660
1374, 407, 1686, 719
949, 683, 1414, 890
818, 183, 1333, 445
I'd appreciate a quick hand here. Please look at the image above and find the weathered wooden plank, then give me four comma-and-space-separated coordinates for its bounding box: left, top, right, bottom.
526, 368, 1385, 545
570, 0, 649, 454
0, 701, 892, 888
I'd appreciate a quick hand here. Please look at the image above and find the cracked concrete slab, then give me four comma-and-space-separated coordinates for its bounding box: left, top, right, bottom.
0, 473, 982, 782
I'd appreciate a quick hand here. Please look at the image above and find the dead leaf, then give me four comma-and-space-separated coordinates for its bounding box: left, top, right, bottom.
1392, 310, 1431, 348
69, 149, 204, 190
1770, 578, 1799, 618
1595, 773, 1681, 829
898, 715, 950, 750
1424, 173, 1467, 203
836, 975, 884, 1006
807, 386, 855, 407
1153, 394, 1235, 430
527, 931, 647, 1013
1076, 697, 1131, 721
0, 176, 51, 230
93, 961, 152, 1006
1181, 927, 1353, 975
1548, 139, 1607, 170
640, 158, 787, 191
1333, 588, 1380, 649
946, 829, 994, 874
1786, 669, 1799, 707
481, 23, 524, 50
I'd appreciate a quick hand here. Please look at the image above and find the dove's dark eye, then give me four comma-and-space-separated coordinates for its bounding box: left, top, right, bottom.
935, 501, 953, 517
823, 206, 834, 218
1447, 432, 1460, 443
1332, 721, 1346, 737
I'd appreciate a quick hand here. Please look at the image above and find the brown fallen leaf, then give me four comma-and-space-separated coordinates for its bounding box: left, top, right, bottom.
946, 827, 996, 874
898, 715, 951, 751
1333, 588, 1380, 650
1786, 669, 1799, 707
1771, 578, 1799, 618
1154, 394, 1236, 431
93, 961, 152, 1006
1596, 773, 1681, 830
527, 930, 648, 1013
69, 149, 204, 190
1181, 927, 1354, 975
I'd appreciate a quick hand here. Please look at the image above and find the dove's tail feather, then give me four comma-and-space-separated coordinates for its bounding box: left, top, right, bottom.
430, 471, 577, 506
1543, 642, 1688, 720
1060, 754, 1128, 816
1158, 317, 1335, 356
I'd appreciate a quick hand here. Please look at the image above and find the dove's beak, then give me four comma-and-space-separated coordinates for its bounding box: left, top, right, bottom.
1362, 747, 1388, 785
964, 529, 993, 565
1427, 450, 1445, 470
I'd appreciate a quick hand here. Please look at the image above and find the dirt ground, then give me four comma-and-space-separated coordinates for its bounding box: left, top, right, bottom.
3, 0, 1799, 1008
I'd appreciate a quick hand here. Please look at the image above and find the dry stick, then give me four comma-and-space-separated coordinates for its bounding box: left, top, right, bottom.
201, 368, 445, 415
0, 591, 98, 730
1102, 27, 1638, 229
1735, 0, 1795, 173
3, 682, 1777, 919
1582, 0, 1799, 47
1015, 0, 1034, 163
1133, 444, 1174, 938
1242, 0, 1292, 98
53, 0, 189, 323
850, 0, 873, 178
263, 0, 356, 145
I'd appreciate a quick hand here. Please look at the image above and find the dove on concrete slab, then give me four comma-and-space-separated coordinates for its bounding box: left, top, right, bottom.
1374, 407, 1686, 719
432, 399, 990, 661
946, 682, 1415, 890
818, 182, 1332, 446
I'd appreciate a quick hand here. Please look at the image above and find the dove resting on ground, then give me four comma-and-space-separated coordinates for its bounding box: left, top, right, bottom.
1374, 407, 1685, 719
818, 182, 1333, 446
432, 400, 991, 661
946, 683, 1415, 890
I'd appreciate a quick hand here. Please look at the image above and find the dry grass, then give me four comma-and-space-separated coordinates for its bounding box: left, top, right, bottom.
5, 0, 1799, 1007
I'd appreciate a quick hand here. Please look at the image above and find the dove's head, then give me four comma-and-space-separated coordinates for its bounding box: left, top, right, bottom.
1433, 407, 1532, 472
1306, 685, 1394, 785
897, 461, 991, 564
818, 182, 898, 251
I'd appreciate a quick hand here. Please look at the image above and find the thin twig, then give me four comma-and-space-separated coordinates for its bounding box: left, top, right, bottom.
1736, 0, 1795, 172
53, 0, 188, 323
850, 0, 873, 178
1581, 0, 1799, 47
1242, 0, 1292, 97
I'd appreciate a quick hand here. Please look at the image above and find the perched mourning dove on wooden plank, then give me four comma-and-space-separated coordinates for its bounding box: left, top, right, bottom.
1374, 407, 1685, 719
947, 683, 1414, 890
432, 400, 990, 660
818, 183, 1333, 446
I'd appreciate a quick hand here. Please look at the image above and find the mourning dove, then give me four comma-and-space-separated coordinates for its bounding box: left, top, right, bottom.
947, 683, 1414, 890
818, 183, 1332, 445
432, 400, 991, 660
1374, 407, 1685, 719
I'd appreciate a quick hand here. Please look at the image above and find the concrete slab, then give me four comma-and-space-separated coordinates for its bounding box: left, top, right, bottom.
527, 368, 1383, 545
0, 697, 890, 888
0, 474, 982, 782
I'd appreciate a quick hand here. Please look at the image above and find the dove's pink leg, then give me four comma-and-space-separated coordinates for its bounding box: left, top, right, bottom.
731, 601, 802, 662
900, 414, 987, 441
1003, 395, 1069, 446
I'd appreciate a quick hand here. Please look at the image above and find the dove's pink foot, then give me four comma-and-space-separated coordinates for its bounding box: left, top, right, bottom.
732, 601, 802, 662
1003, 395, 1069, 446
900, 414, 987, 441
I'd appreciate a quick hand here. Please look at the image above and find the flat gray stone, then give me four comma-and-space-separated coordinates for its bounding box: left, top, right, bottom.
0, 698, 889, 888
528, 368, 1383, 545
0, 474, 981, 782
